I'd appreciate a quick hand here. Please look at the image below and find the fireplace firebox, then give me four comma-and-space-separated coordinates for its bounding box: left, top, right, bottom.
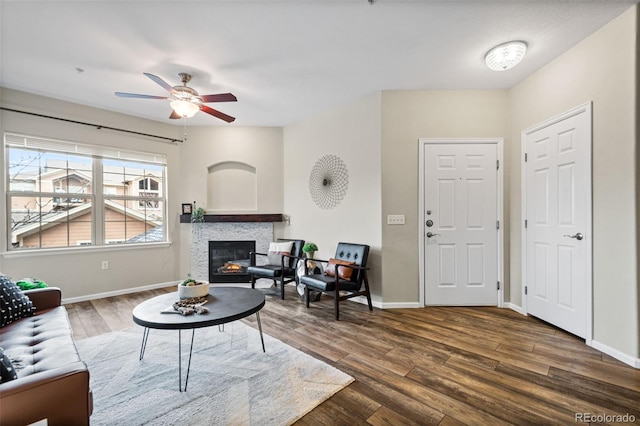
209, 240, 256, 283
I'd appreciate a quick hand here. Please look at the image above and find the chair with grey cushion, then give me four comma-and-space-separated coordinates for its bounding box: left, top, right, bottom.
248, 239, 305, 300
299, 242, 372, 320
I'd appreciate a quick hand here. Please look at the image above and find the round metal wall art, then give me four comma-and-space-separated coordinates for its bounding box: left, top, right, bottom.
308, 154, 349, 209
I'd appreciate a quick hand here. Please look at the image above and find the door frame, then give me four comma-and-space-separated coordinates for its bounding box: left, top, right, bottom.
521, 102, 593, 345
418, 138, 504, 308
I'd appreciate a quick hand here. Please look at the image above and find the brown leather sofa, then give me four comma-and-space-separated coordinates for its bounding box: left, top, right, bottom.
0, 287, 92, 425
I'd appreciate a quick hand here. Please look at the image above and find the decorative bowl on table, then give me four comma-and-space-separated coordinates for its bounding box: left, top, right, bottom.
178, 279, 210, 299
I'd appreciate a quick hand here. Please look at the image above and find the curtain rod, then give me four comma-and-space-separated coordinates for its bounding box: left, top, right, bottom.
0, 107, 183, 144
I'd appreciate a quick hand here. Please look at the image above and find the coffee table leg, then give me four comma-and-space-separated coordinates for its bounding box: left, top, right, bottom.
256, 311, 265, 353
184, 329, 196, 391
139, 327, 150, 360
178, 329, 196, 392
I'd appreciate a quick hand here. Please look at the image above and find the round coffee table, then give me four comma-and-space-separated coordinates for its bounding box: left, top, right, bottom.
132, 286, 266, 391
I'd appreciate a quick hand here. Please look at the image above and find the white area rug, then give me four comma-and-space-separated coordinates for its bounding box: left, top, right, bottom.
76, 321, 353, 425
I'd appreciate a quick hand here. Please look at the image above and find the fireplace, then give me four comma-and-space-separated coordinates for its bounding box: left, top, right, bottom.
208, 240, 256, 283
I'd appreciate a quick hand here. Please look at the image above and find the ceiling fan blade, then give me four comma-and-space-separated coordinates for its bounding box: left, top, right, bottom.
200, 105, 235, 123
200, 93, 237, 103
143, 72, 177, 94
169, 110, 181, 119
115, 92, 168, 100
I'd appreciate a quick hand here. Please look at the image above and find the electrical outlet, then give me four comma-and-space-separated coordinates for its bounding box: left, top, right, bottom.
387, 214, 405, 225
101, 260, 109, 270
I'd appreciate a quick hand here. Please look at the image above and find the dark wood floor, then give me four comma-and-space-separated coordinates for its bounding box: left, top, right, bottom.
66, 284, 640, 425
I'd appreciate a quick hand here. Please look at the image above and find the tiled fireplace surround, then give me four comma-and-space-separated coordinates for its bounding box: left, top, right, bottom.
190, 222, 273, 281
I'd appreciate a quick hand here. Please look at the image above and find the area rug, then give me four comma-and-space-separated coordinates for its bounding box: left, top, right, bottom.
75, 321, 353, 425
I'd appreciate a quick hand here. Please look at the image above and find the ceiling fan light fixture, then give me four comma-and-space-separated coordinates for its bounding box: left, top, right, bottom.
485, 41, 527, 71
170, 99, 200, 118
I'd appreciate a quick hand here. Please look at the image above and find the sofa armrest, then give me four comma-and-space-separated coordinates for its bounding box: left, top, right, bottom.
24, 287, 62, 312
0, 362, 92, 425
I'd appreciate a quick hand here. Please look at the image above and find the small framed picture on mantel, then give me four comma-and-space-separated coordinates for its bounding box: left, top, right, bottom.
181, 203, 193, 215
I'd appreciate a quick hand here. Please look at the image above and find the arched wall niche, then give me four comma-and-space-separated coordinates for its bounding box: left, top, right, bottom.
207, 161, 257, 211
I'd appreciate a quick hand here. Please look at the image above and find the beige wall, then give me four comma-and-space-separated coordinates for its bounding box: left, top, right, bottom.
0, 88, 183, 298
509, 6, 638, 358
1, 5, 637, 363
0, 89, 284, 299
1, 89, 287, 298
282, 93, 383, 301
175, 125, 284, 278
381, 90, 510, 304
176, 126, 283, 214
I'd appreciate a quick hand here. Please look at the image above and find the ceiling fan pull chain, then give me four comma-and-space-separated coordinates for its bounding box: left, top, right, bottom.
183, 117, 188, 142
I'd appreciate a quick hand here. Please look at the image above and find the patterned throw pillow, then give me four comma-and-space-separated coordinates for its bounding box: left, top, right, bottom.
266, 241, 294, 266
324, 258, 356, 280
0, 348, 18, 383
0, 274, 35, 328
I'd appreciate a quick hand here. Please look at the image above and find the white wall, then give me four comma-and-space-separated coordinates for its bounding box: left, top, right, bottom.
282, 93, 383, 301
509, 6, 638, 359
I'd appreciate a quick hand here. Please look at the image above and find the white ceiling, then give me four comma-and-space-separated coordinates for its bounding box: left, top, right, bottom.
1, 0, 637, 127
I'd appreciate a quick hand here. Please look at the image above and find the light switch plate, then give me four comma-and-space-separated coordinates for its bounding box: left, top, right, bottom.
387, 214, 405, 225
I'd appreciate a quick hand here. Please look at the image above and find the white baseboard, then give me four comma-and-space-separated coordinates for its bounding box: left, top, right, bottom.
61, 281, 178, 304
504, 302, 526, 315
347, 295, 382, 309
590, 340, 640, 369
380, 301, 422, 309
502, 303, 638, 369
347, 296, 421, 309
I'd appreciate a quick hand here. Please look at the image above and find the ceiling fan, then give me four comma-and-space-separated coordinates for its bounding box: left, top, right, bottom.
115, 72, 237, 123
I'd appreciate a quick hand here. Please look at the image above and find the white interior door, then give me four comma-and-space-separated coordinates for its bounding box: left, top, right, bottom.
423, 142, 499, 305
523, 104, 591, 339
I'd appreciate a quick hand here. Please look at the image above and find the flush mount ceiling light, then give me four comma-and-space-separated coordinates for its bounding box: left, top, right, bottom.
485, 41, 527, 71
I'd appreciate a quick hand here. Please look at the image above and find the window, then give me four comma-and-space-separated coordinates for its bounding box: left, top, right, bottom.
103, 159, 165, 244
5, 133, 168, 251
137, 177, 160, 209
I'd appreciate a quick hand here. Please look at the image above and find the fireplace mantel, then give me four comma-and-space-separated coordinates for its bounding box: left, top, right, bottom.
180, 213, 283, 223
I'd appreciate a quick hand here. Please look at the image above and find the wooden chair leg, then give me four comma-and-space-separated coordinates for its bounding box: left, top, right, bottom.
280, 279, 285, 300
334, 291, 340, 321
363, 273, 373, 311
304, 285, 310, 308
250, 275, 256, 289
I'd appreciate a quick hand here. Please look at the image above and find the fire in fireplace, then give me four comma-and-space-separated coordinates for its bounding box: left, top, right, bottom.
209, 240, 256, 283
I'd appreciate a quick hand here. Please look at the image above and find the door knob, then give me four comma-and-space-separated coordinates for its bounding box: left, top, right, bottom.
563, 232, 584, 241
426, 232, 441, 238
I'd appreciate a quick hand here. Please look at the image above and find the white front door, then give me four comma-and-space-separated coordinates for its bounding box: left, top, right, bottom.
423, 142, 499, 305
523, 104, 591, 339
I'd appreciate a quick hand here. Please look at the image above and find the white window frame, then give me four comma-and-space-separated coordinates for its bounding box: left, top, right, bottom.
4, 132, 168, 252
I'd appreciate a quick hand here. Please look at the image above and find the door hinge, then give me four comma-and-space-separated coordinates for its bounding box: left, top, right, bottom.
525, 286, 528, 295
496, 220, 500, 230
524, 219, 528, 228
497, 281, 500, 290
496, 160, 499, 170
525, 153, 528, 162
